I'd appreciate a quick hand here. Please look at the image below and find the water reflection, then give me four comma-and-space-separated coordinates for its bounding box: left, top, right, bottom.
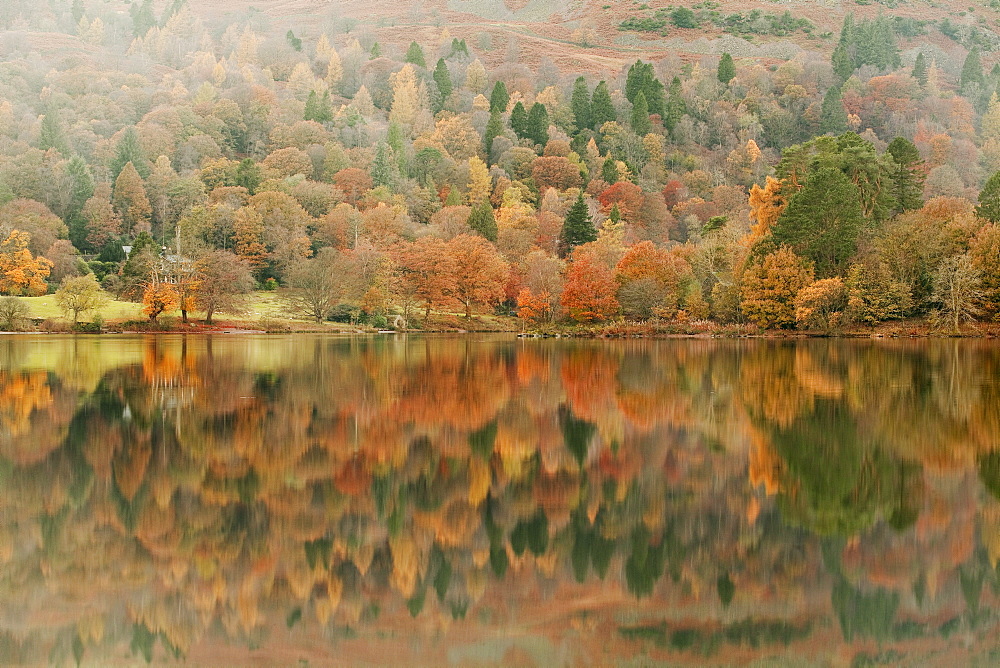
1, 336, 1000, 664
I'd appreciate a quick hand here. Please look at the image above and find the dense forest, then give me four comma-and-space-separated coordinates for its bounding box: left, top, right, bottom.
0, 0, 997, 331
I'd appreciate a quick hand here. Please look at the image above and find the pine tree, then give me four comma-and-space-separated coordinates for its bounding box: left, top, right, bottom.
820, 86, 848, 135
66, 155, 94, 249
433, 58, 452, 100
886, 137, 924, 213
405, 41, 426, 68
591, 81, 616, 129
489, 80, 509, 113
130, 0, 156, 37
717, 53, 736, 84
303, 90, 321, 121
559, 192, 596, 257
601, 156, 618, 184
911, 52, 927, 87
111, 127, 149, 180
526, 102, 549, 146
571, 76, 591, 133
234, 159, 261, 195
630, 91, 651, 136
371, 142, 395, 188
664, 77, 686, 132
624, 60, 664, 116
978, 171, 1000, 223
484, 110, 504, 158
38, 108, 69, 155
832, 43, 853, 82
369, 42, 381, 59
468, 200, 498, 242
960, 46, 984, 94
510, 102, 528, 138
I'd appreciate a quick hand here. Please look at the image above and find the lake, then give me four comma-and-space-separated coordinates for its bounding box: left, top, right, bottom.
1, 334, 999, 666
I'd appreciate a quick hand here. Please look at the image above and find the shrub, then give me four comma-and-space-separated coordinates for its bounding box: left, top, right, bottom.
0, 296, 30, 331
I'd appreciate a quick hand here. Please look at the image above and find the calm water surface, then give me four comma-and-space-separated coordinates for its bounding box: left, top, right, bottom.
2, 334, 1000, 666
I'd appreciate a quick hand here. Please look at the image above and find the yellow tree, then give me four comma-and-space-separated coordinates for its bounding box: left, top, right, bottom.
389, 64, 422, 129
740, 246, 814, 329
142, 275, 179, 322
0, 230, 52, 296
113, 161, 152, 238
746, 175, 784, 242
467, 156, 491, 204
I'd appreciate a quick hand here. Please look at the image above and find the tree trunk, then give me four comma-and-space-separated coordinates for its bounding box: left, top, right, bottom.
465, 301, 471, 318
181, 308, 188, 324
205, 308, 214, 325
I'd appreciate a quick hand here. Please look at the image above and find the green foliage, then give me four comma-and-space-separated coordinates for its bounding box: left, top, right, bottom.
630, 91, 651, 136
911, 52, 927, 86
670, 8, 699, 29
591, 81, 616, 129
526, 102, 550, 146
961, 47, 985, 94
717, 53, 735, 84
433, 58, 452, 100
489, 80, 509, 113
285, 30, 302, 51
570, 77, 591, 132
625, 60, 665, 117
484, 110, 504, 157
130, 0, 156, 37
559, 192, 596, 257
38, 107, 69, 155
717, 10, 813, 37
303, 90, 332, 123
110, 127, 148, 180
509, 101, 528, 138
468, 200, 498, 242
886, 137, 924, 212
663, 76, 686, 132
601, 156, 618, 185
404, 41, 426, 68
820, 86, 848, 135
835, 13, 900, 74
977, 171, 1000, 222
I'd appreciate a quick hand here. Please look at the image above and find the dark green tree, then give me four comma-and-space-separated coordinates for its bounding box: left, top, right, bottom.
303, 90, 332, 123
509, 102, 528, 138
911, 52, 927, 87
369, 42, 381, 59
977, 171, 1000, 223
663, 76, 686, 132
38, 108, 69, 155
234, 159, 262, 195
630, 91, 651, 136
433, 58, 453, 100
820, 86, 848, 135
111, 127, 149, 180
130, 0, 156, 37
601, 156, 618, 184
371, 141, 395, 188
526, 103, 549, 146
768, 167, 864, 277
886, 137, 924, 213
960, 46, 984, 94
717, 52, 736, 84
468, 200, 498, 242
405, 41, 426, 68
559, 191, 596, 257
484, 110, 504, 158
624, 60, 665, 116
286, 30, 302, 51
489, 80, 509, 113
591, 81, 616, 129
570, 77, 591, 133
66, 155, 94, 250
832, 43, 853, 82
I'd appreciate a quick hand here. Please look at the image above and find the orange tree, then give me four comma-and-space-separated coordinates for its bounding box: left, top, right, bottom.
0, 230, 52, 296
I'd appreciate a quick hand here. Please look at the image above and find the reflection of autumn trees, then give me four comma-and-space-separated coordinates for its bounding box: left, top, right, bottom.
3, 337, 1000, 662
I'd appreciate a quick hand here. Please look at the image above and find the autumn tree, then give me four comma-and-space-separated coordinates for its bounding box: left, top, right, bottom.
561, 249, 619, 322
393, 236, 458, 319
531, 157, 583, 192
978, 171, 1000, 223
794, 278, 849, 333
113, 162, 152, 238
931, 254, 983, 333
142, 277, 178, 322
55, 274, 107, 324
286, 248, 362, 321
0, 231, 52, 296
448, 234, 508, 318
741, 247, 814, 329
193, 250, 255, 324
970, 223, 1000, 319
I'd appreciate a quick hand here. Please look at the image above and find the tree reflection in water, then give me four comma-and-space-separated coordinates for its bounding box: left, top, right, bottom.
1, 335, 1000, 664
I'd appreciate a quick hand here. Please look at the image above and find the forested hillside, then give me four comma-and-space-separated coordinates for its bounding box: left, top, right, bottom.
0, 0, 998, 330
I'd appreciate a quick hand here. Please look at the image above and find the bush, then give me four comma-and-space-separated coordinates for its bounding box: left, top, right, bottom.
795, 278, 849, 334
0, 296, 30, 331
262, 277, 279, 291
370, 314, 389, 329
670, 8, 699, 28
327, 303, 361, 323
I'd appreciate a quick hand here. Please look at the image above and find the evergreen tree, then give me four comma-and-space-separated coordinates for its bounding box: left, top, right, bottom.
38, 108, 69, 155
510, 102, 528, 138
369, 42, 381, 59
303, 90, 321, 122
630, 91, 651, 136
317, 90, 333, 123
886, 137, 924, 213
130, 0, 156, 37
559, 192, 596, 257
66, 155, 94, 250
591, 81, 616, 129
664, 77, 686, 132
820, 86, 848, 135
489, 80, 509, 113
911, 52, 927, 87
72, 0, 84, 23
234, 159, 262, 195
601, 156, 618, 184
624, 60, 665, 116
386, 122, 408, 174
111, 127, 149, 180
570, 76, 591, 133
832, 43, 853, 82
371, 142, 395, 188
717, 53, 736, 84
433, 58, 453, 100
286, 30, 302, 51
767, 167, 864, 277
468, 200, 498, 242
961, 47, 984, 94
526, 102, 550, 146
977, 171, 1000, 223
484, 110, 504, 158
405, 41, 426, 68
